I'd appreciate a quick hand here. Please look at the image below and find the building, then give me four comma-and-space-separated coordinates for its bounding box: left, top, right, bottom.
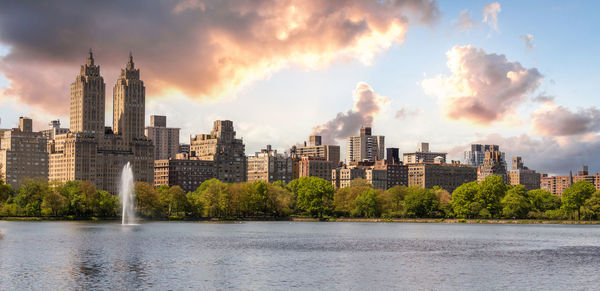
154, 158, 215, 193
541, 166, 600, 196
190, 120, 247, 183
41, 120, 68, 140
0, 117, 48, 188
346, 127, 384, 163
507, 157, 541, 190
332, 166, 365, 189
464, 144, 506, 168
477, 145, 507, 182
298, 156, 333, 181
407, 162, 477, 193
179, 144, 190, 154
290, 135, 340, 164
403, 142, 447, 164
386, 147, 400, 165
48, 51, 154, 194
145, 115, 180, 160
247, 145, 293, 183
386, 163, 408, 189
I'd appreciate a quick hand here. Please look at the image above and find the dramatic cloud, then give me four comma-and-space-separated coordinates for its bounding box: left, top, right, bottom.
532, 102, 600, 136
532, 94, 554, 103
455, 10, 476, 31
421, 45, 543, 124
312, 82, 389, 144
395, 106, 422, 119
0, 0, 439, 115
520, 34, 535, 49
483, 2, 501, 31
449, 133, 600, 175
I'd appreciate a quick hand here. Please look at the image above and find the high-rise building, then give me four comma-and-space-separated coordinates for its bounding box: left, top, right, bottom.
332, 166, 366, 189
154, 159, 215, 193
346, 126, 384, 163
190, 120, 247, 183
179, 144, 190, 154
290, 135, 340, 164
247, 145, 293, 184
477, 145, 507, 182
41, 120, 69, 140
298, 156, 332, 181
48, 51, 154, 194
407, 162, 477, 193
464, 144, 506, 168
541, 165, 600, 196
403, 142, 446, 164
0, 117, 48, 188
145, 115, 180, 160
507, 157, 541, 190
386, 147, 400, 165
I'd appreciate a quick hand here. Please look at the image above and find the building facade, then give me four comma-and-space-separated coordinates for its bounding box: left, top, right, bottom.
0, 117, 49, 188
346, 127, 384, 163
386, 147, 400, 165
332, 167, 365, 189
507, 157, 541, 190
298, 156, 332, 181
154, 159, 215, 193
247, 145, 293, 184
477, 145, 507, 182
48, 51, 154, 194
190, 120, 247, 183
407, 162, 477, 193
145, 115, 180, 160
41, 120, 68, 140
403, 142, 447, 164
291, 135, 340, 164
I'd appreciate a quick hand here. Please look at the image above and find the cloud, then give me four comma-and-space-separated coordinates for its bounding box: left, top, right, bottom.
0, 0, 439, 115
421, 45, 542, 125
520, 34, 535, 49
312, 82, 389, 144
482, 2, 501, 31
532, 94, 554, 103
455, 10, 476, 31
450, 133, 600, 175
395, 106, 421, 119
531, 102, 600, 136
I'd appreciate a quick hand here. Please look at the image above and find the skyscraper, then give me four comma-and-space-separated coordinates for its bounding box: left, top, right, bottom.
145, 115, 180, 160
290, 135, 340, 164
346, 126, 384, 163
113, 53, 145, 140
48, 51, 154, 194
403, 142, 446, 164
477, 145, 507, 182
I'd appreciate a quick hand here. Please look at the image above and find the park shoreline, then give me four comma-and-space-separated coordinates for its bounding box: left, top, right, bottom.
1, 216, 600, 224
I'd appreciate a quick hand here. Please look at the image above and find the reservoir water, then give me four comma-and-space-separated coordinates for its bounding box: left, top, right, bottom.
0, 221, 599, 290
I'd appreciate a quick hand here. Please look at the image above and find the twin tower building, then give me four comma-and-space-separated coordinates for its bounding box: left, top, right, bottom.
47, 50, 154, 194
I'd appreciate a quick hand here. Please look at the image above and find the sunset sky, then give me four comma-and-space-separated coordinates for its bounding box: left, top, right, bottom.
0, 0, 599, 175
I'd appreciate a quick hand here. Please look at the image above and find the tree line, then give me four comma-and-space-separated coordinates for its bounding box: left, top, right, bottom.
1, 175, 600, 220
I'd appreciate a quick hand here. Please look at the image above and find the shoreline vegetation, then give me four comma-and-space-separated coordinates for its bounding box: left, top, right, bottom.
1, 175, 600, 223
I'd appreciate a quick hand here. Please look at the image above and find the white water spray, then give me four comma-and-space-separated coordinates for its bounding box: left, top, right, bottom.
120, 162, 136, 225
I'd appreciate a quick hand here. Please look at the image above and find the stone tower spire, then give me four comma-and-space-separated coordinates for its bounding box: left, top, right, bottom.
70, 49, 105, 137
113, 52, 145, 140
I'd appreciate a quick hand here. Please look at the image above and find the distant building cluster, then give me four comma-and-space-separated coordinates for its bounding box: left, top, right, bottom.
0, 50, 585, 196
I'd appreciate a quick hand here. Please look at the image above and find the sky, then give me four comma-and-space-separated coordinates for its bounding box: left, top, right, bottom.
0, 0, 599, 175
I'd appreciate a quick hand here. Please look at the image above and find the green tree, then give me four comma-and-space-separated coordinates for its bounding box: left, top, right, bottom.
561, 181, 595, 220
476, 175, 508, 218
16, 179, 51, 216
352, 188, 380, 217
451, 181, 480, 218
135, 182, 163, 218
289, 177, 334, 217
382, 185, 408, 216
96, 190, 118, 217
584, 192, 600, 220
195, 179, 229, 218
266, 183, 295, 217
527, 189, 560, 213
333, 183, 371, 216
404, 187, 440, 218
159, 185, 188, 217
41, 190, 66, 216
434, 187, 452, 217
501, 185, 531, 218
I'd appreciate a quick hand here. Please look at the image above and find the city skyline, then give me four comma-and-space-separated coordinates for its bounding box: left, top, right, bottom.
0, 1, 599, 175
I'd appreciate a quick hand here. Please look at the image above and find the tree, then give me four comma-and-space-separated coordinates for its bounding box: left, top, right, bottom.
404, 187, 440, 218
434, 187, 452, 217
451, 181, 480, 218
383, 185, 408, 216
41, 190, 66, 216
501, 185, 531, 218
289, 177, 334, 217
561, 181, 595, 220
352, 188, 380, 217
584, 192, 600, 220
266, 183, 295, 217
159, 185, 188, 217
15, 178, 51, 216
476, 175, 508, 218
96, 190, 118, 217
527, 189, 560, 213
0, 181, 13, 203
195, 179, 229, 218
334, 184, 371, 216
135, 182, 163, 218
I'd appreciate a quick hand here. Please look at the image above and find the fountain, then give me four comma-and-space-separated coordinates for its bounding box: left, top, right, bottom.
120, 162, 136, 225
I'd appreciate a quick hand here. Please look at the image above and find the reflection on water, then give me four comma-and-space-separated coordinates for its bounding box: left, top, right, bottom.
0, 221, 599, 290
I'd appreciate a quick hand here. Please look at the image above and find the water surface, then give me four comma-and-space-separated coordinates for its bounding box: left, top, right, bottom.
0, 221, 598, 290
